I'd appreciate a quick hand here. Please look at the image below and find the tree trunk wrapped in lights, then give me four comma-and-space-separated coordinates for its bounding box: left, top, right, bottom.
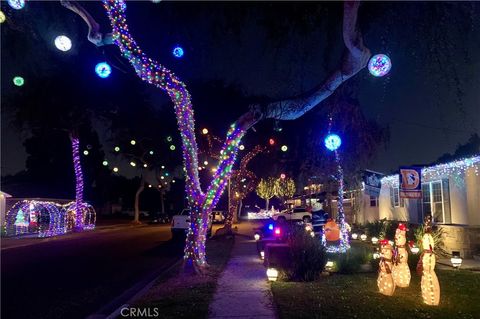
62, 0, 370, 271
392, 223, 411, 288
223, 146, 265, 232
69, 132, 85, 230
418, 215, 440, 306
377, 239, 396, 296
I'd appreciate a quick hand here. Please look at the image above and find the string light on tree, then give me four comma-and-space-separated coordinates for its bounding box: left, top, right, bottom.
130, 161, 136, 167
95, 62, 112, 78
172, 46, 184, 58
13, 76, 24, 87
54, 35, 72, 52
368, 54, 392, 77
8, 0, 25, 10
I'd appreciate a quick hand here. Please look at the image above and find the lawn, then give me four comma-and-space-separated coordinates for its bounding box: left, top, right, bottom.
271, 270, 480, 319
134, 236, 234, 319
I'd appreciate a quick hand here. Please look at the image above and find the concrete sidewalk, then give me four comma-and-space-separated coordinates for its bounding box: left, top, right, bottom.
209, 235, 276, 319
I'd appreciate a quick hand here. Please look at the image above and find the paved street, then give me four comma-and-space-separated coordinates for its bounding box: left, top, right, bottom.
1, 223, 184, 319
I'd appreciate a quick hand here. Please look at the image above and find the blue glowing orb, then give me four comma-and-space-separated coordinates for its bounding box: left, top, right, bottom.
8, 0, 25, 10
368, 54, 392, 77
95, 62, 112, 78
172, 46, 184, 58
268, 224, 274, 231
324, 134, 342, 151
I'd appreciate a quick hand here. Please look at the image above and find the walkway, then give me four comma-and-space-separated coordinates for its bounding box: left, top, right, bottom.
209, 233, 276, 319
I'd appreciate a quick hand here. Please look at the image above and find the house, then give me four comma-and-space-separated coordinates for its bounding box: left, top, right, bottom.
358, 156, 480, 258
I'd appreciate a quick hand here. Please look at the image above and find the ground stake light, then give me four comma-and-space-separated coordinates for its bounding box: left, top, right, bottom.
266, 268, 278, 281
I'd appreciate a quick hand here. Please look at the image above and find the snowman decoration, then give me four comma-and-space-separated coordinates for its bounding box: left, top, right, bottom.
417, 215, 440, 306
392, 223, 411, 287
377, 239, 395, 296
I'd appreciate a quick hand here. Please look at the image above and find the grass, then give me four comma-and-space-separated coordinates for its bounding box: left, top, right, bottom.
271, 270, 480, 319
133, 236, 234, 319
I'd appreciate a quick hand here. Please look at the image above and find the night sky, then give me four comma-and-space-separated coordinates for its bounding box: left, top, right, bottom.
2, 1, 480, 179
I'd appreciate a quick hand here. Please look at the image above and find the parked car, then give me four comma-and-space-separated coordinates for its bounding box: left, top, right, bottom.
171, 209, 213, 239
271, 207, 311, 223
212, 210, 225, 224
150, 212, 170, 224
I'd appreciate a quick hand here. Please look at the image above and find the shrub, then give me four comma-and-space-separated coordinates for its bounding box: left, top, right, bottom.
329, 245, 371, 274
365, 218, 391, 238
286, 225, 326, 281
413, 224, 447, 256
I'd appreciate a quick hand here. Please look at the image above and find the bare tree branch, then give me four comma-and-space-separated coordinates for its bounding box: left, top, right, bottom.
60, 0, 113, 46
250, 1, 371, 121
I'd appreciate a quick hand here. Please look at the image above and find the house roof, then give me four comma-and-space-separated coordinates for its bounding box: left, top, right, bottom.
381, 155, 480, 185
0, 191, 12, 198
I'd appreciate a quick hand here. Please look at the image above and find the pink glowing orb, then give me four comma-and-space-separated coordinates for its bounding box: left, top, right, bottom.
368, 54, 392, 77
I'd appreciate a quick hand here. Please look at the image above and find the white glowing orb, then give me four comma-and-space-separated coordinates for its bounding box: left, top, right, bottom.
0, 11, 6, 24
8, 0, 25, 10
54, 35, 72, 52
368, 54, 392, 77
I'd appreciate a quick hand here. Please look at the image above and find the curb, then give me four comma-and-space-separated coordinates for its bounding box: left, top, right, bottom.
86, 258, 183, 319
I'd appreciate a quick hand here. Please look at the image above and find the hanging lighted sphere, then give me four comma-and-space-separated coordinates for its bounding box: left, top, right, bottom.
113, 167, 119, 173
143, 163, 148, 168
54, 35, 72, 52
0, 11, 6, 24
239, 145, 245, 151
166, 136, 173, 142
368, 54, 392, 77
203, 161, 208, 166
149, 150, 154, 155
83, 150, 89, 156
324, 134, 342, 151
130, 161, 136, 167
95, 62, 112, 78
169, 145, 176, 151
102, 160, 108, 166
269, 138, 275, 145
8, 0, 25, 10
172, 46, 184, 58
114, 146, 120, 152
13, 76, 24, 87
280, 173, 286, 179
201, 128, 209, 135
130, 139, 136, 145
281, 145, 288, 152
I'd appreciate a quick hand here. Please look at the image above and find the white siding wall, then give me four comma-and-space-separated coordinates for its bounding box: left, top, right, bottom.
466, 166, 480, 226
